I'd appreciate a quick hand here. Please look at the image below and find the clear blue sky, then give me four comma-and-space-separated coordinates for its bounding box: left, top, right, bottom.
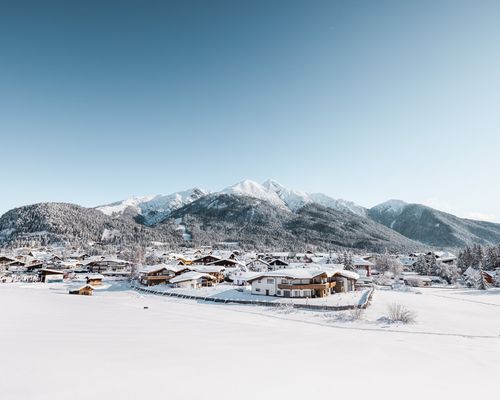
1, 0, 499, 221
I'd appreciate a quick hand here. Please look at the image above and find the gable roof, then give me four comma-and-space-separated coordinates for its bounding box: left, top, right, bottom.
268, 259, 289, 266
247, 267, 360, 282
170, 271, 215, 284
192, 265, 226, 274
246, 268, 327, 282
86, 274, 104, 280
247, 259, 270, 266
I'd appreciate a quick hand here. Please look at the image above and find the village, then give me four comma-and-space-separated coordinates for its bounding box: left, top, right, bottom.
1, 243, 498, 309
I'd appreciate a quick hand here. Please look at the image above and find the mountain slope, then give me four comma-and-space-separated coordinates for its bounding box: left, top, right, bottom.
0, 203, 182, 248
166, 194, 423, 252
369, 201, 500, 248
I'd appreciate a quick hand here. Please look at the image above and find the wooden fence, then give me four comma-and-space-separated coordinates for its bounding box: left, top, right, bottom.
132, 285, 375, 312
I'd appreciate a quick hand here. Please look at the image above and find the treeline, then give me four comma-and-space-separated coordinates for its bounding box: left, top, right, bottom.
457, 244, 500, 271
0, 203, 184, 249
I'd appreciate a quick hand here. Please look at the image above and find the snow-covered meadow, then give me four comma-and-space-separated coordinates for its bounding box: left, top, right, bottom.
1, 283, 498, 400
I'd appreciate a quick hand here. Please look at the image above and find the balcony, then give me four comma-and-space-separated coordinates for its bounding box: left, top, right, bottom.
277, 282, 336, 290
142, 275, 173, 283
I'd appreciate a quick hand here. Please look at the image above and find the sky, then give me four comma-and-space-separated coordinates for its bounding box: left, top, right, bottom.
1, 0, 500, 221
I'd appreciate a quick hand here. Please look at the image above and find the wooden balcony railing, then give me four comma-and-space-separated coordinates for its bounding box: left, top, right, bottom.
278, 282, 335, 290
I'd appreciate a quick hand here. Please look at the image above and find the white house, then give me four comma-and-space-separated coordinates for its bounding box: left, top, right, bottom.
230, 271, 258, 286
267, 259, 289, 271
169, 271, 216, 288
246, 268, 359, 298
246, 259, 270, 272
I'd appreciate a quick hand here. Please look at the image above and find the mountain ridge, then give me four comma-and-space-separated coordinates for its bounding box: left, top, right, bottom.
2, 179, 500, 250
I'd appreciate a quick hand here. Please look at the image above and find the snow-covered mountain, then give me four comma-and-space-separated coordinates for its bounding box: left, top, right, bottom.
368, 200, 500, 248
370, 199, 408, 216
261, 179, 367, 216
96, 188, 208, 226
220, 179, 368, 216
3, 181, 500, 250
96, 179, 367, 225
221, 180, 288, 210
169, 193, 423, 252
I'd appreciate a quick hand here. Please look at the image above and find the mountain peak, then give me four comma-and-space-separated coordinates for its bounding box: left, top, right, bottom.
372, 199, 408, 214
221, 180, 287, 209
262, 179, 285, 191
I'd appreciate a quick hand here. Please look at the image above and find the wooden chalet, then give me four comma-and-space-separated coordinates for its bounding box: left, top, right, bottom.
86, 274, 104, 286
191, 255, 221, 265
69, 252, 90, 261
247, 259, 270, 272
176, 257, 193, 265
69, 285, 94, 296
0, 255, 16, 266
169, 271, 216, 288
6, 260, 26, 268
139, 265, 175, 286
25, 262, 44, 273
207, 258, 241, 268
39, 268, 66, 283
138, 264, 192, 286
192, 265, 226, 283
84, 257, 131, 273
353, 257, 374, 277
267, 259, 289, 271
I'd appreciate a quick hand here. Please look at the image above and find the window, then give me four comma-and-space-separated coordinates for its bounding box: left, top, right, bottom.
277, 290, 282, 296
281, 279, 288, 284
294, 291, 300, 297
255, 288, 261, 292
266, 278, 274, 284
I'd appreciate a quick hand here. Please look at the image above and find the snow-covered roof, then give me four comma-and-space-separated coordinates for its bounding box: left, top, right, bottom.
41, 268, 65, 274
463, 266, 483, 278
139, 264, 170, 274
83, 257, 131, 265
247, 259, 270, 266
207, 258, 244, 267
247, 268, 328, 281
268, 258, 289, 265
86, 274, 104, 280
352, 257, 374, 267
139, 263, 190, 274
70, 284, 96, 291
247, 267, 360, 282
170, 271, 215, 284
309, 256, 329, 263
332, 270, 360, 280
211, 250, 236, 259
230, 271, 259, 280
29, 251, 51, 260
192, 265, 225, 274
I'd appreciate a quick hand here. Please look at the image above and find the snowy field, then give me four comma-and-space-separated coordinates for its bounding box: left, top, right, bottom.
1, 283, 499, 400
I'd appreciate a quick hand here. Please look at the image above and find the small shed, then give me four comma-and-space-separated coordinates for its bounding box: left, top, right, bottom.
69, 285, 94, 296
86, 274, 104, 286
40, 268, 65, 283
